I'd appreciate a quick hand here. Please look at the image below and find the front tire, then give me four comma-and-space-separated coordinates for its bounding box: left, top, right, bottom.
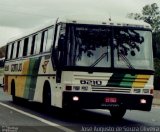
43, 86, 52, 113
110, 108, 126, 120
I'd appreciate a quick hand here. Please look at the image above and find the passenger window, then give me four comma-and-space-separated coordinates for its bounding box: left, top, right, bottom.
18, 40, 24, 57
7, 44, 12, 60
43, 31, 48, 52
12, 42, 17, 59
45, 27, 54, 51
23, 38, 29, 56
5, 45, 8, 59
27, 37, 32, 56
34, 33, 42, 54
10, 43, 14, 59
31, 34, 37, 55
40, 30, 47, 53
16, 41, 20, 58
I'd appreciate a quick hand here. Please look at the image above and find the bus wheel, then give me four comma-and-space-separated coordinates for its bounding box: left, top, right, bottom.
109, 108, 126, 120
43, 86, 51, 113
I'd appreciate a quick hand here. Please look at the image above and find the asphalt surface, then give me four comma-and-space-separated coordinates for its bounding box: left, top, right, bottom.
0, 88, 71, 132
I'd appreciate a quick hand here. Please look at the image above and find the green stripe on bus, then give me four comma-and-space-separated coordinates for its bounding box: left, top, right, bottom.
23, 57, 41, 99
106, 73, 125, 87
119, 74, 137, 88
107, 73, 137, 88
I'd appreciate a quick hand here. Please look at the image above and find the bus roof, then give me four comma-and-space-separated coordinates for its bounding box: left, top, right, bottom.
7, 15, 151, 44
58, 15, 151, 28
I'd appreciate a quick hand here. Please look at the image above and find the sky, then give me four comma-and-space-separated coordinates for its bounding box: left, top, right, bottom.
0, 0, 159, 47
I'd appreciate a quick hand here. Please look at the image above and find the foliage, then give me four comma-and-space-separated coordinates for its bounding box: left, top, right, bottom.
142, 3, 160, 32
154, 58, 160, 77
127, 3, 160, 32
127, 3, 160, 58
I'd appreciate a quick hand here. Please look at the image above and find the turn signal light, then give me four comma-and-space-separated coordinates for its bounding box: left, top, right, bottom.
150, 89, 154, 94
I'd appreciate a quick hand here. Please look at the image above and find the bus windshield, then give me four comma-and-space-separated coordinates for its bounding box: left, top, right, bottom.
65, 24, 153, 70
113, 28, 153, 70
66, 25, 111, 68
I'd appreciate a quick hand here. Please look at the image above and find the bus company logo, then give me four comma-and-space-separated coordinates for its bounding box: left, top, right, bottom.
11, 63, 22, 72
80, 80, 102, 86
42, 60, 49, 73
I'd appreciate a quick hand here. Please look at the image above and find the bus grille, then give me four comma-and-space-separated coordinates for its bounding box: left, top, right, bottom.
92, 87, 131, 93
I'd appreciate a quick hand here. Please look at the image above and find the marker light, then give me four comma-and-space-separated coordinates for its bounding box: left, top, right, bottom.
150, 89, 154, 94
140, 99, 147, 104
73, 96, 79, 101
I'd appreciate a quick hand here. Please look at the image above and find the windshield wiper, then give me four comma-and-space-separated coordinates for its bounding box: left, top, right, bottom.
119, 53, 134, 69
90, 52, 108, 67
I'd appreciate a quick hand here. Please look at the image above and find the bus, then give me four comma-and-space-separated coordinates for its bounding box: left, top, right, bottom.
3, 15, 154, 120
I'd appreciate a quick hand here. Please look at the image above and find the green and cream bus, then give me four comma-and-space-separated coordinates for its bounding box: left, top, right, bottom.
4, 15, 154, 119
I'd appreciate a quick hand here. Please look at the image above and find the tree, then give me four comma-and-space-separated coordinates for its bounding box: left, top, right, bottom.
127, 3, 160, 32
127, 3, 160, 57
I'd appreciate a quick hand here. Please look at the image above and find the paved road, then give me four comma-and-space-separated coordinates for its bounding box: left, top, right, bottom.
0, 88, 160, 132
0, 88, 72, 132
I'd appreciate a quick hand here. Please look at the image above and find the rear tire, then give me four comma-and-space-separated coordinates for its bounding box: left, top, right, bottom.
11, 80, 17, 103
12, 95, 19, 103
11, 80, 26, 104
110, 108, 126, 120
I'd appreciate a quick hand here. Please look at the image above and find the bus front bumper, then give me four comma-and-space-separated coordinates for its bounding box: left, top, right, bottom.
62, 92, 153, 111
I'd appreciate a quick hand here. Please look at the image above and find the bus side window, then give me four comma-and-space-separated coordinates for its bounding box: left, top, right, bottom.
23, 38, 29, 56
5, 45, 8, 59
40, 30, 47, 53
34, 33, 41, 54
12, 42, 18, 59
27, 36, 32, 56
10, 43, 14, 59
33, 34, 38, 54
16, 41, 20, 58
42, 30, 48, 52
18, 40, 24, 58
31, 35, 36, 55
45, 27, 54, 52
7, 44, 12, 60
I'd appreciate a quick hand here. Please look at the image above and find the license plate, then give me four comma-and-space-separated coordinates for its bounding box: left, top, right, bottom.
105, 97, 117, 103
